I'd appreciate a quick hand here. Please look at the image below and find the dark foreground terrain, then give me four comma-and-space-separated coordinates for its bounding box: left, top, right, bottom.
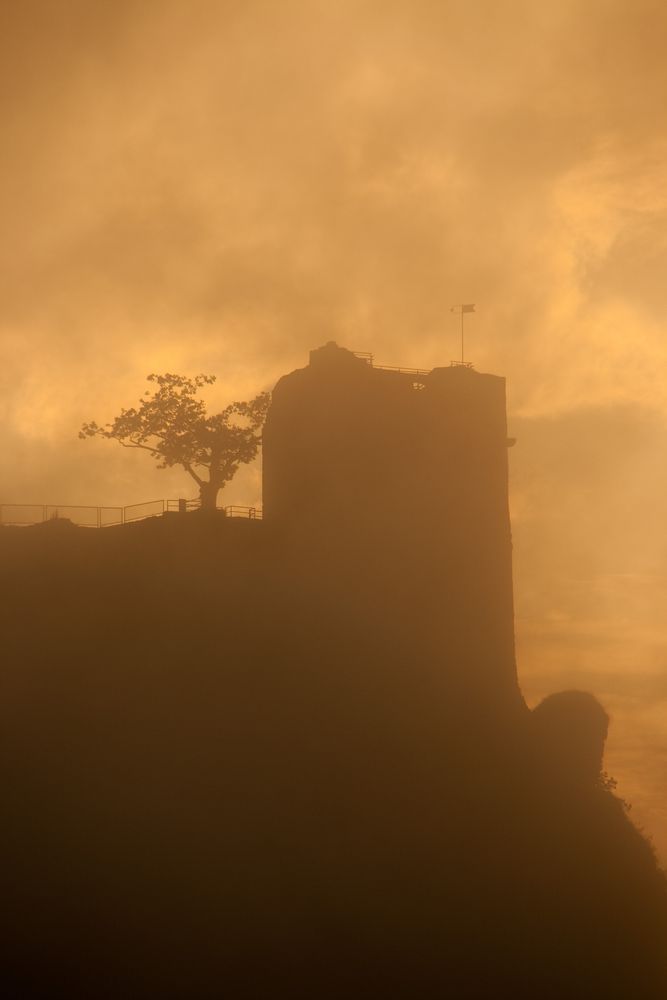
1, 513, 666, 998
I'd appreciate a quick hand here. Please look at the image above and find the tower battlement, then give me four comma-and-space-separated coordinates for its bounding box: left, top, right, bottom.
264, 341, 510, 530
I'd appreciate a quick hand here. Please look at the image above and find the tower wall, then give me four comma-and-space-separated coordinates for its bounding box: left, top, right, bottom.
262, 342, 522, 727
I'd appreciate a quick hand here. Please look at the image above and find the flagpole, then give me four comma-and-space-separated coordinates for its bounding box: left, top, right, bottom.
450, 304, 475, 366
461, 309, 464, 364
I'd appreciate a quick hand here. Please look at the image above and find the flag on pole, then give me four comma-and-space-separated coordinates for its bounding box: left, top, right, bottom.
449, 304, 476, 365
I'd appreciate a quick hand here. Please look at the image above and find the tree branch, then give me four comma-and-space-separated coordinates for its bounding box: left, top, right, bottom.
116, 440, 162, 456
115, 438, 160, 456
184, 464, 204, 486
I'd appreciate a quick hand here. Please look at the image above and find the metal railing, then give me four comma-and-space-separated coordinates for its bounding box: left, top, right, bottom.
353, 351, 473, 376
352, 352, 431, 377
224, 505, 262, 520
0, 504, 124, 528
374, 363, 432, 376
0, 500, 263, 528
123, 500, 168, 523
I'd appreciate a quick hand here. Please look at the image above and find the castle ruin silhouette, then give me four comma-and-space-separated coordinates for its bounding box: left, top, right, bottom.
2, 342, 666, 998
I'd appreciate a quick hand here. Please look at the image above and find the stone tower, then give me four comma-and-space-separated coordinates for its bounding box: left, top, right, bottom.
263, 342, 523, 731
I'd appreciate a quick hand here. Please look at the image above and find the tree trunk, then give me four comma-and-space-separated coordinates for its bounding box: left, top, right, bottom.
199, 481, 221, 510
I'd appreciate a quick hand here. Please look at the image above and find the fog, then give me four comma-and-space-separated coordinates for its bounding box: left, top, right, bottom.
1, 0, 666, 858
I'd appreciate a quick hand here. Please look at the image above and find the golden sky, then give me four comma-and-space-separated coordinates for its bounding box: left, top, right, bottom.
1, 0, 666, 859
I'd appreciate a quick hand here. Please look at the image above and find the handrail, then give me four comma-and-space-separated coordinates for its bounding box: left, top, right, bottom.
351, 352, 430, 377
373, 364, 431, 376
352, 352, 473, 376
224, 505, 262, 519
123, 499, 166, 523
0, 500, 263, 528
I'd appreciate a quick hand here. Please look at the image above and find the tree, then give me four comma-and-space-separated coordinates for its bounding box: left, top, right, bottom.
80, 373, 270, 510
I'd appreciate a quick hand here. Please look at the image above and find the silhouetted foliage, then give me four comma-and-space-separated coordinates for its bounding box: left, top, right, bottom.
532, 689, 610, 786
80, 373, 270, 508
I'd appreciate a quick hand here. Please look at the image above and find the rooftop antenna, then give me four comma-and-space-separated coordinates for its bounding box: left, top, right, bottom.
450, 303, 475, 366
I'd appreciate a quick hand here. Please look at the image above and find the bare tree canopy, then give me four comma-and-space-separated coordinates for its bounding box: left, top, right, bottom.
80, 373, 270, 509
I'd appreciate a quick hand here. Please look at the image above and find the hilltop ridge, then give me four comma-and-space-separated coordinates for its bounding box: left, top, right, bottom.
1, 346, 666, 998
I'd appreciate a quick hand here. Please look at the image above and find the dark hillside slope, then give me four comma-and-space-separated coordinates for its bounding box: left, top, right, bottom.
1, 513, 666, 998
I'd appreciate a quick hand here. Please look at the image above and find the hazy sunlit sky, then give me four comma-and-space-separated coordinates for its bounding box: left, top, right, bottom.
1, 0, 666, 860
